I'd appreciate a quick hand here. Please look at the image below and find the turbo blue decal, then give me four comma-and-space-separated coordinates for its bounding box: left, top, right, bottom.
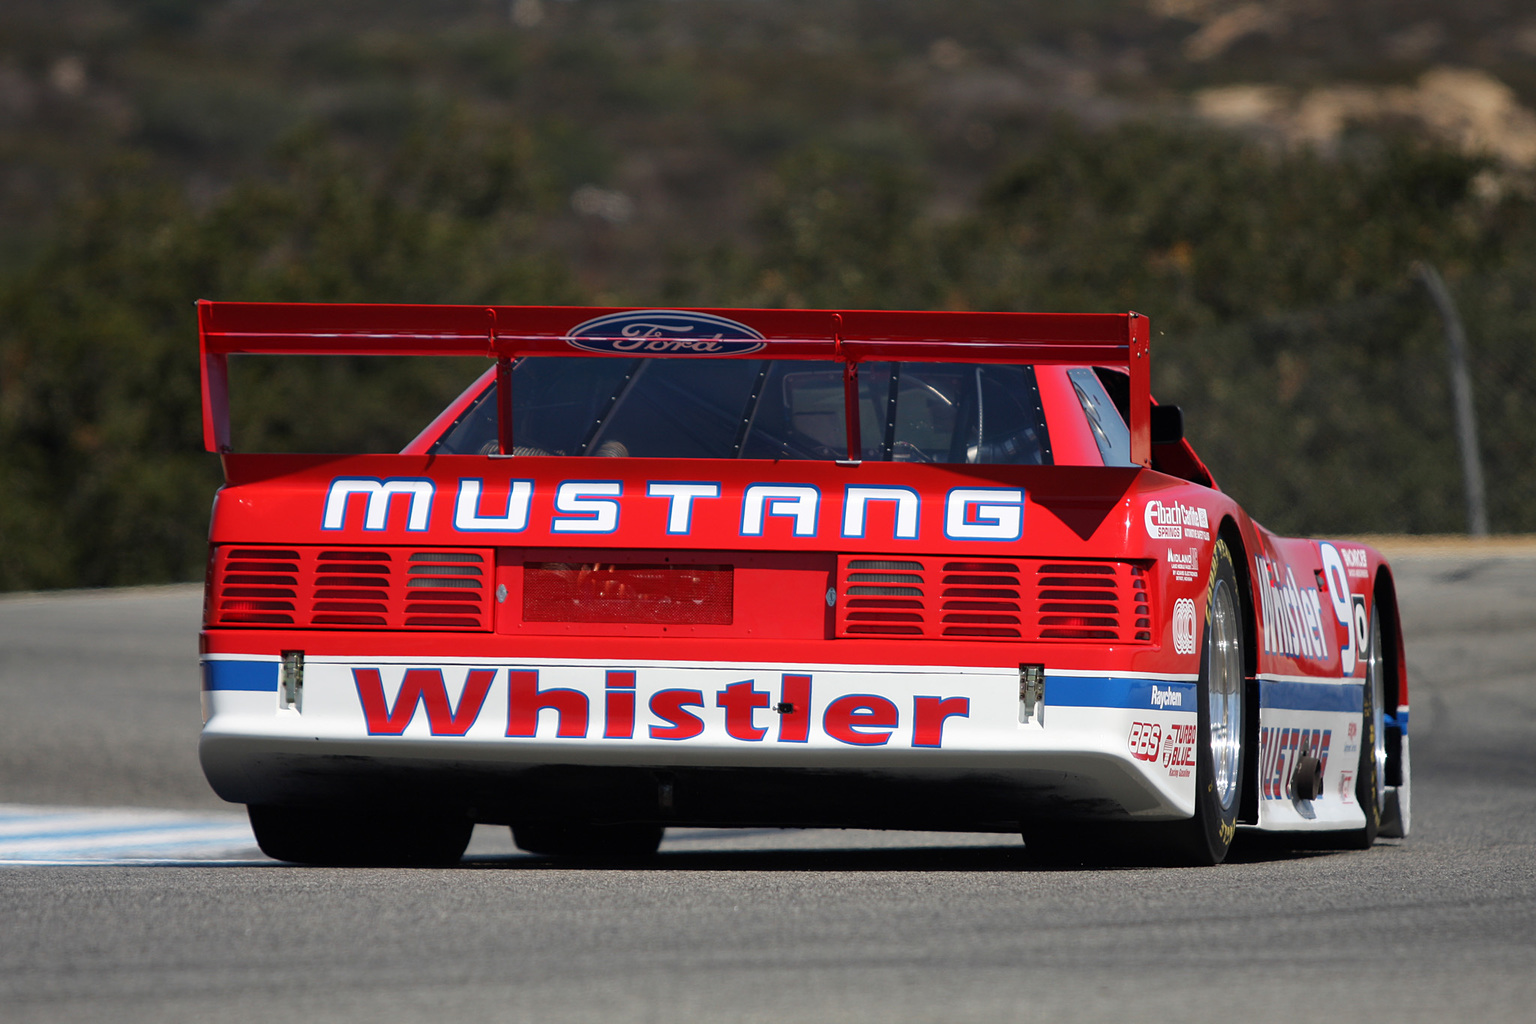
566, 310, 767, 356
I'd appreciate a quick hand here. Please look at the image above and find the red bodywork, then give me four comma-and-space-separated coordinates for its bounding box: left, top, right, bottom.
196, 302, 1408, 844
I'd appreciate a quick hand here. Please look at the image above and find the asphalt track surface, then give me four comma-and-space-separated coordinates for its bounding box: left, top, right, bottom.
2, 544, 1534, 1022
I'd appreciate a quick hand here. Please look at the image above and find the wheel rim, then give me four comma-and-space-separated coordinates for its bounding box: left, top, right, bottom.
1208, 579, 1243, 812
1367, 610, 1387, 814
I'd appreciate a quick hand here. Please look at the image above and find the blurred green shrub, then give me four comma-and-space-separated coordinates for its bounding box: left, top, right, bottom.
0, 115, 574, 589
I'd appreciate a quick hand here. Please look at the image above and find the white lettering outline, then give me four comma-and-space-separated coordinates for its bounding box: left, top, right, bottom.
453, 478, 533, 533
322, 477, 434, 532
841, 485, 921, 540
741, 484, 820, 538
647, 482, 722, 535
944, 487, 1024, 541
552, 481, 623, 534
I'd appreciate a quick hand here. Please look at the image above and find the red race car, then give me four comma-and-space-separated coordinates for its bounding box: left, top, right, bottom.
196, 302, 1410, 865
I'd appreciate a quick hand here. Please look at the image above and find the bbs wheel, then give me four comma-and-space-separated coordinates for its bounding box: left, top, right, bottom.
512, 822, 665, 861
248, 805, 472, 866
1150, 538, 1246, 866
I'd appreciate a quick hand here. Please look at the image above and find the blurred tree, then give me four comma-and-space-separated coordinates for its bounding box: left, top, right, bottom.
7, 14, 1536, 591
950, 122, 1534, 535
0, 115, 578, 589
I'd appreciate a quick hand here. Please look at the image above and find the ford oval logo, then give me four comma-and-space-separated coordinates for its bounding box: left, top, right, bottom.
565, 310, 767, 356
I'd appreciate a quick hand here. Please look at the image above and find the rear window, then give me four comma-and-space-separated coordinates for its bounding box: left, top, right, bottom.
432, 358, 1051, 465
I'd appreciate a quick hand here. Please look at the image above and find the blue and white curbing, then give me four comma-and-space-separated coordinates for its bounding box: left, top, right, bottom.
0, 804, 263, 864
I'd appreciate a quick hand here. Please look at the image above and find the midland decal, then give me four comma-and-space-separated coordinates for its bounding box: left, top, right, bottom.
322, 476, 1025, 543
1166, 546, 1200, 583
565, 310, 767, 356
350, 667, 972, 749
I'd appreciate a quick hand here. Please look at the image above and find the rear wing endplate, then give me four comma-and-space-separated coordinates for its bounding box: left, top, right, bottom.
197, 301, 1153, 464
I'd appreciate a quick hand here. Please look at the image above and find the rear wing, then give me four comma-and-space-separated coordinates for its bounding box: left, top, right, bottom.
197, 301, 1153, 464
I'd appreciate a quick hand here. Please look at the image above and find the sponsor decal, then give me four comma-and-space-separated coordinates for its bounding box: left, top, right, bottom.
1128, 721, 1196, 778
1258, 726, 1332, 801
1150, 685, 1183, 709
1143, 499, 1210, 541
1167, 546, 1200, 583
1348, 721, 1358, 742
1171, 598, 1198, 655
350, 666, 972, 749
1128, 721, 1162, 762
1162, 722, 1197, 778
1339, 769, 1356, 805
1318, 543, 1372, 675
1340, 546, 1370, 579
1254, 555, 1331, 662
565, 309, 767, 356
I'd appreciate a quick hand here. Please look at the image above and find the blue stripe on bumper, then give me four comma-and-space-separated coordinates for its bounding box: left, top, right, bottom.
202, 660, 279, 692
1046, 675, 1197, 711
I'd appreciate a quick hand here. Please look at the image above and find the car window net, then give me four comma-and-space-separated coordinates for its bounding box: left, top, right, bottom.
431, 358, 1052, 465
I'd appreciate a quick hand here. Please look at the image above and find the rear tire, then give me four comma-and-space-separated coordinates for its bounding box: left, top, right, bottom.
248, 805, 472, 866
512, 822, 665, 860
1341, 607, 1386, 848
1026, 541, 1248, 869
1147, 539, 1245, 866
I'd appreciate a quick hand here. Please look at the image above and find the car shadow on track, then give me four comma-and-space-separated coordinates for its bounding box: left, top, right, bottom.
451, 842, 1348, 873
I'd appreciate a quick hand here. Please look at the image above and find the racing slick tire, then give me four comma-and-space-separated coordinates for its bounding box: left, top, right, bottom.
512, 822, 665, 860
1340, 606, 1387, 849
248, 804, 473, 866
1023, 540, 1247, 868
1146, 538, 1246, 866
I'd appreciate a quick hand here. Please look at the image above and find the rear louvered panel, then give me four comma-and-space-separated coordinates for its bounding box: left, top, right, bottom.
835, 556, 1151, 643
1035, 562, 1151, 642
939, 561, 1023, 638
209, 546, 491, 630
313, 549, 392, 626
215, 548, 301, 624
840, 559, 928, 635
405, 551, 493, 628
